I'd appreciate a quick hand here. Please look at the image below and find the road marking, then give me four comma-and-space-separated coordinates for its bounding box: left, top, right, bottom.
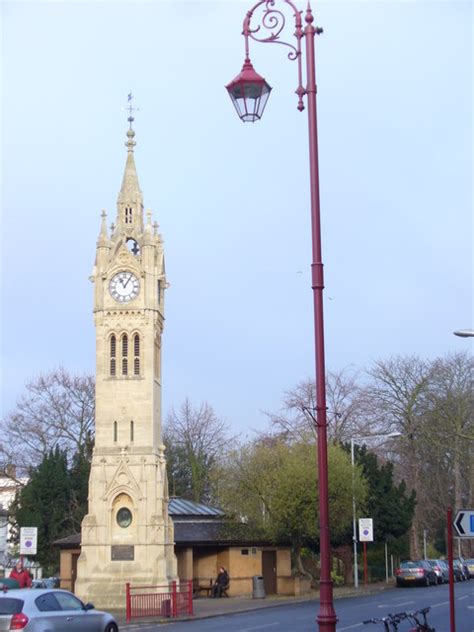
240, 624, 280, 631
458, 595, 469, 600
392, 597, 414, 601
378, 601, 415, 607
338, 624, 363, 631
431, 601, 449, 608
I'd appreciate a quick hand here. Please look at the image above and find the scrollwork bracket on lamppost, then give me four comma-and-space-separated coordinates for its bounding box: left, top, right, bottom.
228, 0, 323, 116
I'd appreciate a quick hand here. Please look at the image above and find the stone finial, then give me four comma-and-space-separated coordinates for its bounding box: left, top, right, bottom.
158, 444, 166, 464
98, 210, 109, 243
125, 128, 136, 153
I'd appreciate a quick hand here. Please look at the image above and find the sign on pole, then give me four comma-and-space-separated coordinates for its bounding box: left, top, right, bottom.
454, 510, 474, 538
20, 527, 38, 555
359, 518, 374, 542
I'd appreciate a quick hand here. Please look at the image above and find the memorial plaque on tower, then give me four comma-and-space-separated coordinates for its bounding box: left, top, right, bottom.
111, 545, 134, 561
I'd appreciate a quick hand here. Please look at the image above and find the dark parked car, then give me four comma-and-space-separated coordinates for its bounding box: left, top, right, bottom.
454, 558, 470, 581
395, 560, 438, 587
31, 579, 48, 589
452, 558, 466, 581
427, 559, 449, 584
31, 577, 60, 589
0, 588, 118, 631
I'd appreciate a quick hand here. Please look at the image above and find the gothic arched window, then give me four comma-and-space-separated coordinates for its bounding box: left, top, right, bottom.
121, 334, 128, 376
110, 334, 116, 377
125, 207, 133, 224
133, 334, 140, 376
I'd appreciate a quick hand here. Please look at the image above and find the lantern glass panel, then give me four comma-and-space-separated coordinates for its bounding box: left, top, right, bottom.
228, 80, 271, 122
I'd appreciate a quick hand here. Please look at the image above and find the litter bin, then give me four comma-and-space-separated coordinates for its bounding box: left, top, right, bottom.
161, 598, 171, 617
252, 576, 266, 599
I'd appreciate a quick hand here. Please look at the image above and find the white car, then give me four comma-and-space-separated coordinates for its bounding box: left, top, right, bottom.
0, 588, 118, 631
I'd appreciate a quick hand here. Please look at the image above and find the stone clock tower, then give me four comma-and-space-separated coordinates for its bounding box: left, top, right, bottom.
75, 113, 177, 608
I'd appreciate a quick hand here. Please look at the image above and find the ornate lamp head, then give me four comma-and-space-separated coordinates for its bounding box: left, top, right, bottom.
226, 58, 272, 122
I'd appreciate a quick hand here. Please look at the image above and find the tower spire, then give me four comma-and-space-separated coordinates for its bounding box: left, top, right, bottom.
117, 93, 143, 232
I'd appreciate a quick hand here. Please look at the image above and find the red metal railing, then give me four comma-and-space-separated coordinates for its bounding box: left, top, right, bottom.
125, 580, 193, 622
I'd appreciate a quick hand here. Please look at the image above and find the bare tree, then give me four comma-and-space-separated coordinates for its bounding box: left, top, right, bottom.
163, 398, 235, 503
265, 368, 368, 443
0, 368, 95, 473
365, 356, 433, 558
423, 353, 474, 527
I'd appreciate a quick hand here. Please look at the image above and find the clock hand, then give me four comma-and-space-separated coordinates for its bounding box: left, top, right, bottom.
123, 273, 133, 288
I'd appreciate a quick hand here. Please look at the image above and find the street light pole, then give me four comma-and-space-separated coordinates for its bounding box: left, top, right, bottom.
350, 438, 359, 588
350, 432, 401, 589
226, 3, 335, 631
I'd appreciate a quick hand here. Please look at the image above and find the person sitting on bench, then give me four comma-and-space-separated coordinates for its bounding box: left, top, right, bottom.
212, 566, 229, 597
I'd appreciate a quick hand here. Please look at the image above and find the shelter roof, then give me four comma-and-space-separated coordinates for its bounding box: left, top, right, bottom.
169, 497, 225, 518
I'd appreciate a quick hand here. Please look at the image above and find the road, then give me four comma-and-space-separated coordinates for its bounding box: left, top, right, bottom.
124, 581, 473, 631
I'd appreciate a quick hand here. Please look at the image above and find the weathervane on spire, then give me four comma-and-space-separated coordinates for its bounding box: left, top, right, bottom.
126, 92, 139, 129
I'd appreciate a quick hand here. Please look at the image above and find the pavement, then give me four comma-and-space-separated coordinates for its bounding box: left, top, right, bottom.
116, 582, 393, 629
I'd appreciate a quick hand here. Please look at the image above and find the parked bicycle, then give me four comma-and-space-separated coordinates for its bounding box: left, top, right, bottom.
363, 612, 405, 632
403, 607, 435, 632
364, 607, 435, 632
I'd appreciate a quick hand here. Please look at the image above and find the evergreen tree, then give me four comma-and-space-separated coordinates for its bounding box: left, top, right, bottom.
68, 433, 93, 532
15, 447, 72, 572
354, 444, 416, 542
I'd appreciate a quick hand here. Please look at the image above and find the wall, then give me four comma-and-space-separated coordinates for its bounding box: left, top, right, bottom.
227, 546, 260, 596
59, 548, 81, 592
176, 547, 193, 581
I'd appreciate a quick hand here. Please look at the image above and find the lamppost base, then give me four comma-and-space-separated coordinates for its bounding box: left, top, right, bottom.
316, 614, 338, 632
316, 579, 338, 632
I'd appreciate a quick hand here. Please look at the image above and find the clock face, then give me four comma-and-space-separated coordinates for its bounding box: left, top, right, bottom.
109, 271, 140, 303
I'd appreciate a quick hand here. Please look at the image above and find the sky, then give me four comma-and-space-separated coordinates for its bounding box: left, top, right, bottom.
1, 0, 472, 437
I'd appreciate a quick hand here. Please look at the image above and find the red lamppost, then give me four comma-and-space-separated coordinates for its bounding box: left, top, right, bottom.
226, 2, 336, 631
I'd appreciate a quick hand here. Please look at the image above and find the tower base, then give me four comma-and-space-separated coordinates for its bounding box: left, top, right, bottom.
75, 541, 177, 610
75, 448, 178, 610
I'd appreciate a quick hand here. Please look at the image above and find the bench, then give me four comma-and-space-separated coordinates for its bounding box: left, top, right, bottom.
194, 579, 229, 598
195, 581, 213, 597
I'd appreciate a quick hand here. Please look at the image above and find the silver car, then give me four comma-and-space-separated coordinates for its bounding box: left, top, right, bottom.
427, 559, 449, 584
0, 588, 118, 631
